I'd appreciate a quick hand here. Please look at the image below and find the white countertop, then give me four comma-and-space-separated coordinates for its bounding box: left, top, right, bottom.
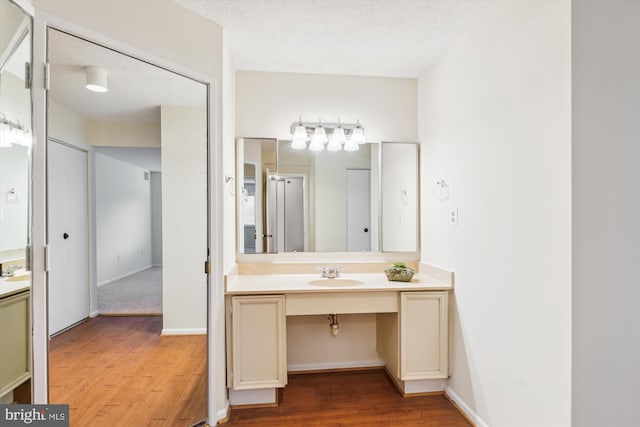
226, 272, 452, 295
0, 278, 30, 298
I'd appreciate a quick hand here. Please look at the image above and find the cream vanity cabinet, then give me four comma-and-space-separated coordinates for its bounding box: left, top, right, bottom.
226, 289, 449, 394
0, 290, 31, 399
377, 291, 449, 382
227, 295, 287, 390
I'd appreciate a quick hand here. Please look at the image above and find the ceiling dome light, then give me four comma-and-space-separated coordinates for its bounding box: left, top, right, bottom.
309, 125, 327, 151
291, 122, 307, 150
85, 66, 109, 93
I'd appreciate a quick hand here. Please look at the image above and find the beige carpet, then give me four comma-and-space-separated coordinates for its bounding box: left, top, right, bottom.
97, 267, 162, 315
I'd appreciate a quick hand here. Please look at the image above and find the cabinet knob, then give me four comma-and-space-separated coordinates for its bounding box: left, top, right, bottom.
364, 227, 369, 233
63, 232, 69, 240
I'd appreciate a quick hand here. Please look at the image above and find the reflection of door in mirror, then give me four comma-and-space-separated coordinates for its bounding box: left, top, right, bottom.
347, 169, 371, 252
237, 138, 275, 253
268, 175, 305, 253
0, 0, 32, 405
243, 162, 257, 253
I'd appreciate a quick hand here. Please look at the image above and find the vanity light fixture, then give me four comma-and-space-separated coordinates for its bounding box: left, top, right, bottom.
309, 123, 328, 151
327, 121, 346, 151
290, 118, 365, 152
291, 120, 308, 150
85, 66, 109, 93
0, 114, 31, 147
350, 120, 366, 145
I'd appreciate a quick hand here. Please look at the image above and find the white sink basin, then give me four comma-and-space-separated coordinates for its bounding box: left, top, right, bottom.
307, 278, 365, 287
4, 272, 30, 282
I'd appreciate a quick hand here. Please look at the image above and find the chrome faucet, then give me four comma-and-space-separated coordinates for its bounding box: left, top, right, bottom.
1, 264, 21, 278
320, 266, 341, 279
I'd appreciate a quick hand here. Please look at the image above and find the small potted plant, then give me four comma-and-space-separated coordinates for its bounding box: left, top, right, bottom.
384, 262, 415, 282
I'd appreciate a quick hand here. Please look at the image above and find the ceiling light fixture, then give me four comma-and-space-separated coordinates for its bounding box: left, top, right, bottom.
290, 118, 365, 152
85, 66, 109, 93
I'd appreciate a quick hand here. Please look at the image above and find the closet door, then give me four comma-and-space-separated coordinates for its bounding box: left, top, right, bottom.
48, 140, 89, 335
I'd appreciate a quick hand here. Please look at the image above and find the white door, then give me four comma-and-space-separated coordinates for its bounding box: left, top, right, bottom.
347, 169, 371, 251
48, 140, 89, 335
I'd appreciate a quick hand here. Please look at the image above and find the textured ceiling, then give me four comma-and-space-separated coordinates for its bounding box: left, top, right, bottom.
176, 0, 492, 78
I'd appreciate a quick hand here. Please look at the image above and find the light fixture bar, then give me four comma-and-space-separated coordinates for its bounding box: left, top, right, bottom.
0, 114, 27, 131
289, 120, 364, 137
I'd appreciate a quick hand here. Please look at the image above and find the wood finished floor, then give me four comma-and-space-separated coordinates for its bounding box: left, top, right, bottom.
49, 316, 206, 427
225, 370, 471, 427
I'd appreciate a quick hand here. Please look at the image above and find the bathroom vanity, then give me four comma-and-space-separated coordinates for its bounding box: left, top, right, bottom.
0, 274, 31, 403
225, 263, 452, 404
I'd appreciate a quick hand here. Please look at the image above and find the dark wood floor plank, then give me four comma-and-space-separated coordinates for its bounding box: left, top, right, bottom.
225, 370, 471, 426
49, 316, 207, 427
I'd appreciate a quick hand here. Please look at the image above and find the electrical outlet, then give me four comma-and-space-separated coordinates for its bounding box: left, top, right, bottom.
449, 208, 458, 226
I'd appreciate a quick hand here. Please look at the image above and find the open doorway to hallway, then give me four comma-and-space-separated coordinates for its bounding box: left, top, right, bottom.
45, 27, 209, 424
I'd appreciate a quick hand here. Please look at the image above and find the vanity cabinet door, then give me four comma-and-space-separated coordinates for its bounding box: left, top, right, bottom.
0, 291, 31, 398
230, 295, 287, 390
400, 291, 448, 380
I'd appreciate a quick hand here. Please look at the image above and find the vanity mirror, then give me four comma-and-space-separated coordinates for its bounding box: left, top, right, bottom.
236, 138, 419, 255
0, 0, 33, 405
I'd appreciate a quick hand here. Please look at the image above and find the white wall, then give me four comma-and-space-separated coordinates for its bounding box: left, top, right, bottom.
571, 1, 640, 426
418, 1, 571, 426
222, 30, 236, 272
88, 120, 160, 147
95, 153, 152, 285
150, 171, 162, 267
48, 102, 87, 147
161, 105, 207, 332
236, 71, 417, 143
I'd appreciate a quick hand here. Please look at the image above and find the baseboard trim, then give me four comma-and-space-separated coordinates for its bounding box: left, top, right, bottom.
215, 401, 230, 425
90, 310, 99, 318
289, 365, 384, 375
101, 312, 162, 317
228, 388, 277, 408
161, 328, 207, 336
98, 265, 153, 287
287, 359, 384, 372
444, 386, 487, 427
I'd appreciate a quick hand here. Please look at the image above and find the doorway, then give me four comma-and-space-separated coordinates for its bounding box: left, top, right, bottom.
45, 28, 209, 424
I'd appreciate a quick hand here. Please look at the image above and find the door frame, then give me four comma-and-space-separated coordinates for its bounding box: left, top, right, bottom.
30, 14, 222, 423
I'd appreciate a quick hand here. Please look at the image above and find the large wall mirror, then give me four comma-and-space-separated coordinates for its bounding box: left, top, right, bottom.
237, 138, 418, 255
0, 0, 33, 405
